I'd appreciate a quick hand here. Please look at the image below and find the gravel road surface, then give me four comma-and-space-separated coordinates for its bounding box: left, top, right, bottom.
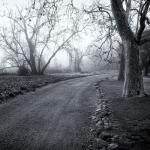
0, 74, 111, 150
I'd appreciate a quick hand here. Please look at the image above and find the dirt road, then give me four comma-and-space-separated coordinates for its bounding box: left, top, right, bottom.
0, 74, 111, 150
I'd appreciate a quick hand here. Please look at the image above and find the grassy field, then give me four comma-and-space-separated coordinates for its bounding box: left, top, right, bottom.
0, 74, 88, 103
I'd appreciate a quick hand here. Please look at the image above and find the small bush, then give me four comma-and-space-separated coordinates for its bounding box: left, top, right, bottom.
17, 65, 29, 76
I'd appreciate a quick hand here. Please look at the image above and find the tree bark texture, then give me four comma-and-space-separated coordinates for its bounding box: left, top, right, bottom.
118, 44, 125, 81
123, 39, 144, 97
111, 0, 144, 97
28, 40, 38, 74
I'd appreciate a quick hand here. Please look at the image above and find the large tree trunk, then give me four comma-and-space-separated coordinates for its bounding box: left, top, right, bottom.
68, 53, 73, 72
74, 53, 81, 72
118, 44, 125, 81
143, 65, 149, 76
28, 40, 37, 75
75, 61, 81, 72
123, 39, 144, 97
111, 0, 144, 97
24, 27, 38, 75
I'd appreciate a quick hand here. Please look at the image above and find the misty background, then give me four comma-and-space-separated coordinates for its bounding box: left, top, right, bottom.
0, 0, 118, 74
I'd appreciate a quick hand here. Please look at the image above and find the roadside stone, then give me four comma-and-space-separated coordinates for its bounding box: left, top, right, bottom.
96, 126, 104, 137
101, 147, 106, 150
104, 124, 112, 130
103, 121, 112, 130
91, 115, 96, 120
129, 135, 142, 141
107, 143, 118, 150
102, 117, 109, 123
111, 135, 119, 142
96, 107, 102, 112
96, 120, 103, 127
96, 104, 103, 111
90, 127, 94, 132
118, 137, 133, 147
87, 144, 93, 150
100, 131, 113, 141
97, 111, 110, 118
95, 117, 102, 123
100, 94, 104, 98
95, 138, 108, 149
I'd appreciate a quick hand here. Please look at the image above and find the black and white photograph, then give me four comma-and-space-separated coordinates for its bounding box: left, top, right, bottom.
0, 0, 150, 149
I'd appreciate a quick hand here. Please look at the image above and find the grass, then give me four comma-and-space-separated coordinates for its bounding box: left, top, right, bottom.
90, 77, 150, 150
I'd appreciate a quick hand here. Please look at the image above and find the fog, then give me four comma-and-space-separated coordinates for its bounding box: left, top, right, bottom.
0, 0, 116, 74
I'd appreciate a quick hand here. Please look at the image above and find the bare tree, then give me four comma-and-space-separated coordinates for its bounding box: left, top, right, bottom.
1, 3, 54, 74
82, 0, 122, 73
111, 0, 150, 97
65, 44, 88, 72
83, 0, 150, 97
1, 0, 86, 74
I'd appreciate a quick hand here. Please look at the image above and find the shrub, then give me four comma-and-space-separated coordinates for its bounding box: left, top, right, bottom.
17, 65, 29, 76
